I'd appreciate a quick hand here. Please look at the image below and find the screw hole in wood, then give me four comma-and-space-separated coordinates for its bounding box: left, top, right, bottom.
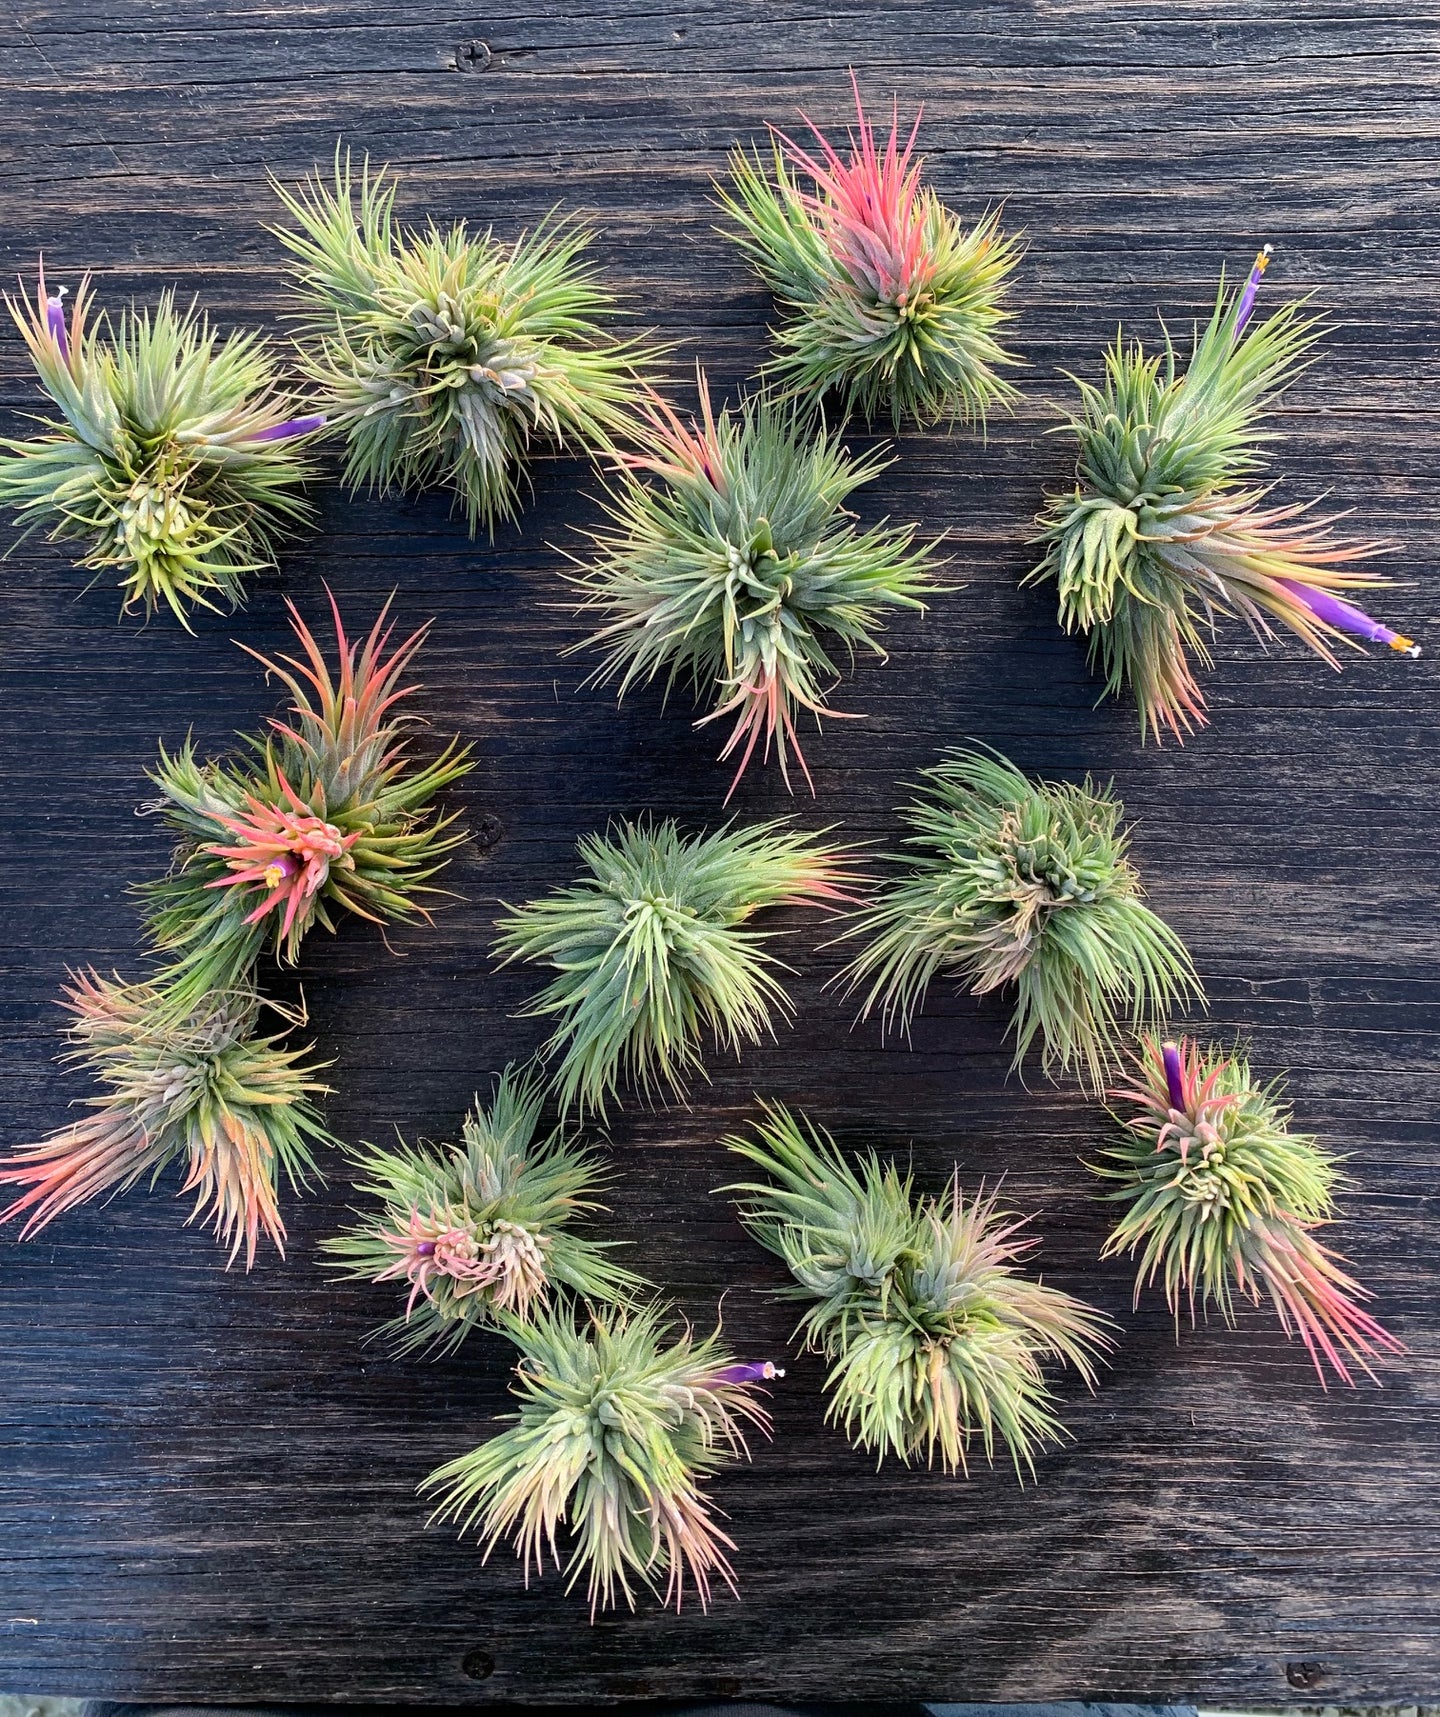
1286, 1661, 1326, 1689
455, 39, 492, 72
462, 1649, 496, 1681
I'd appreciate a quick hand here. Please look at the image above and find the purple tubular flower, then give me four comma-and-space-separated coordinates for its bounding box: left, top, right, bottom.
251, 413, 328, 443
712, 1360, 785, 1385
1161, 1041, 1187, 1112
1277, 578, 1421, 657
1232, 243, 1273, 340
46, 290, 69, 360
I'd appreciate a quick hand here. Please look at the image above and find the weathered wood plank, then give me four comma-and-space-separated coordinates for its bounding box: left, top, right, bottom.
0, 0, 1437, 1705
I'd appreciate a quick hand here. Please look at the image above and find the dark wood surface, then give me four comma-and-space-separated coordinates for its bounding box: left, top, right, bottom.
1, 0, 1437, 1705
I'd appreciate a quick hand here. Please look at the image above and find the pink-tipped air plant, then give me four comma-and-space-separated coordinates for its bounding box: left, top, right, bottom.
0, 973, 333, 1269
1, 595, 472, 1266
719, 75, 1023, 427
322, 1063, 643, 1355
724, 1102, 1111, 1475
144, 590, 473, 1002
0, 266, 322, 625
1096, 1035, 1405, 1386
1030, 246, 1417, 741
568, 372, 940, 799
421, 1303, 775, 1617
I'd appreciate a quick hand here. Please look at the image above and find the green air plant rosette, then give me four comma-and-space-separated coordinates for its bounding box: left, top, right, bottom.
567, 373, 941, 799
270, 149, 660, 535
718, 74, 1022, 428
723, 1102, 1111, 1476
0, 593, 472, 1269
839, 746, 1201, 1092
492, 817, 860, 1120
1094, 1035, 1403, 1387
0, 971, 334, 1270
421, 1301, 781, 1616
0, 266, 323, 626
1027, 245, 1419, 742
322, 1062, 645, 1355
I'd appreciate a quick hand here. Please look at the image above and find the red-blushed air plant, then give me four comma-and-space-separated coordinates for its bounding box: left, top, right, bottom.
719, 75, 1022, 427
1, 593, 471, 1268
1095, 1035, 1404, 1387
421, 1303, 777, 1617
204, 776, 361, 944
322, 1065, 642, 1356
143, 588, 473, 1001
724, 1103, 1111, 1476
0, 972, 333, 1268
1030, 247, 1418, 741
567, 374, 939, 801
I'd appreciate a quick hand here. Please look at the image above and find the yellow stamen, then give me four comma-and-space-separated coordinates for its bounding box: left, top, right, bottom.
1389, 634, 1421, 657
263, 862, 287, 890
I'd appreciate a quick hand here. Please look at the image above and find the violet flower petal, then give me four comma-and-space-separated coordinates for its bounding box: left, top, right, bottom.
251, 413, 328, 443
1233, 243, 1273, 340
712, 1361, 784, 1385
45, 290, 69, 361
1277, 577, 1421, 656
1161, 1041, 1187, 1112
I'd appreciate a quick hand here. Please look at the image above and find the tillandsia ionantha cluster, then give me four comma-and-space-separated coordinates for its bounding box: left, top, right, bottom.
1028, 245, 1419, 741
271, 151, 658, 534
142, 590, 472, 1005
1095, 1036, 1403, 1387
0, 972, 333, 1269
0, 267, 323, 626
0, 593, 472, 1267
840, 746, 1201, 1091
568, 375, 940, 797
322, 1063, 644, 1355
492, 818, 858, 1120
422, 1302, 782, 1614
724, 1103, 1110, 1474
718, 75, 1023, 428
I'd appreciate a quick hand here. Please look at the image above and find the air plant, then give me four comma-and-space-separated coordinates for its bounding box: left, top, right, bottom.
0, 593, 469, 1266
724, 1103, 1110, 1475
322, 1063, 644, 1355
0, 971, 333, 1268
1028, 246, 1418, 741
568, 376, 939, 797
840, 747, 1200, 1091
493, 818, 857, 1119
271, 150, 657, 533
0, 267, 321, 625
143, 590, 473, 1009
718, 74, 1022, 427
1095, 1035, 1403, 1387
421, 1302, 777, 1615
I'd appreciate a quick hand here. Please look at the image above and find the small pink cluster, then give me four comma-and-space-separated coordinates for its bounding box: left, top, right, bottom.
204, 773, 359, 939
1154, 1039, 1239, 1165
375, 1207, 550, 1318
777, 73, 934, 311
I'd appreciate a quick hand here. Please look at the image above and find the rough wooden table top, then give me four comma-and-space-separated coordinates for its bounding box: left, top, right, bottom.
1, 0, 1436, 1705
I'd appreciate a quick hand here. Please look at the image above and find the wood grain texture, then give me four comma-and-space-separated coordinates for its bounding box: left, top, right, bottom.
0, 0, 1436, 1705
